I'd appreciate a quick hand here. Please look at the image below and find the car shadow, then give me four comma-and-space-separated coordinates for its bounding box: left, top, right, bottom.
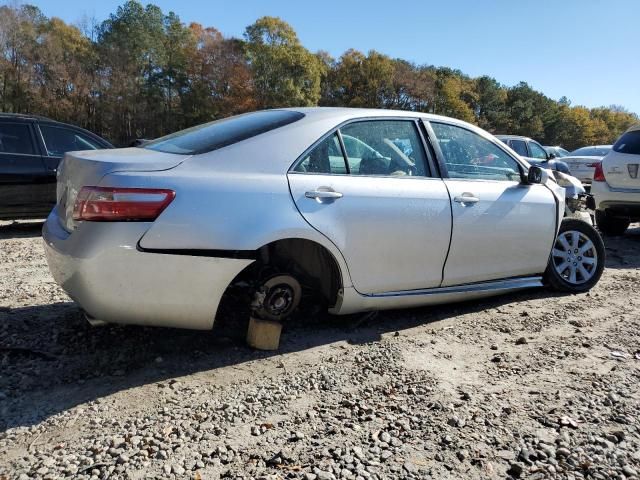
0, 220, 44, 240
0, 287, 564, 431
601, 224, 640, 269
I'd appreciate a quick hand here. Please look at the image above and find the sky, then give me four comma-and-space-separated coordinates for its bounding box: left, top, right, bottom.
27, 0, 640, 115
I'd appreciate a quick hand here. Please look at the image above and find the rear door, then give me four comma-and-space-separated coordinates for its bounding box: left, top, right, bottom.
0, 121, 51, 216
287, 119, 452, 294
604, 129, 640, 189
426, 121, 557, 286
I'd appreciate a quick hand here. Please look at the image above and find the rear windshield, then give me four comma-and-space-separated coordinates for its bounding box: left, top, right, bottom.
570, 146, 611, 156
613, 130, 640, 155
143, 110, 305, 155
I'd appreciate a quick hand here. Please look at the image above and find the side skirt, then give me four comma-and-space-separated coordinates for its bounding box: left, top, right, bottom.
330, 276, 543, 315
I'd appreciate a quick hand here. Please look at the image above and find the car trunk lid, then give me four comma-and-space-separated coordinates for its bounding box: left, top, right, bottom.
602, 151, 640, 190
56, 147, 188, 231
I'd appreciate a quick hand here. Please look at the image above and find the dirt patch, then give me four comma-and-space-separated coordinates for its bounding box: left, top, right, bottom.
1, 220, 639, 479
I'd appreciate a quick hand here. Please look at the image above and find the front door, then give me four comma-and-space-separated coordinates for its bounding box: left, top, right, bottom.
287, 119, 452, 294
427, 121, 558, 286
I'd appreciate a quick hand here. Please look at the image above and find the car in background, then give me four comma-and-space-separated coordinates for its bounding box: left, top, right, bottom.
43, 108, 605, 331
592, 126, 640, 235
561, 145, 612, 184
496, 135, 571, 174
0, 113, 113, 220
544, 146, 570, 158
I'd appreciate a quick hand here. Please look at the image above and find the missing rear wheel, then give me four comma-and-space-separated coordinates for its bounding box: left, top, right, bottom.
252, 275, 302, 322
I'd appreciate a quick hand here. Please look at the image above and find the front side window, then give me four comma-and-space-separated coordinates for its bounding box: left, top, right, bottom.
529, 141, 548, 160
40, 125, 102, 156
292, 133, 347, 174
0, 123, 35, 155
340, 120, 428, 176
509, 139, 529, 157
613, 131, 640, 155
145, 110, 305, 155
431, 123, 521, 182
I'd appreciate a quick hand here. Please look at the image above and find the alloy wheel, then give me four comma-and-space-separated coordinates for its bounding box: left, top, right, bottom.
551, 230, 598, 285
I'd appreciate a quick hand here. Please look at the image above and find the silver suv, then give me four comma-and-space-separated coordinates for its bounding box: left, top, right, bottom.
592, 124, 640, 235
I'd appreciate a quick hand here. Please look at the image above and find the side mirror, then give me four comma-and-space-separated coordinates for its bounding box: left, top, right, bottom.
527, 165, 549, 184
548, 152, 557, 160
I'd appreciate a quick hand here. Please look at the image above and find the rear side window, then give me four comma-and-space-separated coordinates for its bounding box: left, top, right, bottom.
613, 130, 640, 155
340, 120, 428, 177
40, 125, 103, 156
0, 123, 35, 155
509, 139, 528, 157
293, 133, 347, 174
144, 110, 305, 155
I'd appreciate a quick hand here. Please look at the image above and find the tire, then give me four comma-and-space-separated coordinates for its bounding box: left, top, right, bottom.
544, 218, 605, 293
595, 209, 630, 236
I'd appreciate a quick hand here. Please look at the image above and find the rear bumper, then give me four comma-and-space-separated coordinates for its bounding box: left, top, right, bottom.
591, 181, 640, 218
42, 208, 254, 329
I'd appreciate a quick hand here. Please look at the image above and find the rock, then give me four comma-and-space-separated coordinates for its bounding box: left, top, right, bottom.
507, 462, 524, 477
456, 450, 467, 461
172, 464, 186, 475
313, 469, 335, 480
515, 337, 527, 345
116, 453, 129, 465
379, 432, 391, 443
622, 465, 637, 477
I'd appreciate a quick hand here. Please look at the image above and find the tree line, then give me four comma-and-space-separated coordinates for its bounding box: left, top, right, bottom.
1, 1, 637, 148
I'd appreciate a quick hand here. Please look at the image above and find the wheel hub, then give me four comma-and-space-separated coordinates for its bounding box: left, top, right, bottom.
551, 230, 598, 285
255, 275, 302, 321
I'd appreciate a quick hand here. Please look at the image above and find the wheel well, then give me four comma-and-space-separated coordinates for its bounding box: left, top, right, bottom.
256, 238, 342, 307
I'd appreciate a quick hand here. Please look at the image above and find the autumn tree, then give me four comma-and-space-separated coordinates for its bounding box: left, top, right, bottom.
244, 16, 323, 108
0, 2, 637, 148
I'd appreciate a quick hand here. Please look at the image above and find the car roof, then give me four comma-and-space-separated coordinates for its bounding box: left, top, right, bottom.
0, 112, 53, 122
281, 107, 463, 124
494, 134, 533, 141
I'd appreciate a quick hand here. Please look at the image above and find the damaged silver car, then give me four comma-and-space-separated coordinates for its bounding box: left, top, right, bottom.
43, 108, 605, 329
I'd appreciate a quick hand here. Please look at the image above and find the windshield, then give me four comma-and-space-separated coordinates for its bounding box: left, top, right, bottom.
144, 110, 305, 155
570, 146, 611, 157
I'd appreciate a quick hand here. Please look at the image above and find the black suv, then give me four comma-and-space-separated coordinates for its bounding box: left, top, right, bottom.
0, 114, 112, 220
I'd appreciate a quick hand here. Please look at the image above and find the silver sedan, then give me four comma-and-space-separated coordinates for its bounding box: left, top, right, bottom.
43, 108, 605, 330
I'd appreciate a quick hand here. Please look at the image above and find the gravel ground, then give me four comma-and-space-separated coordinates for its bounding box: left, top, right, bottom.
1, 219, 639, 480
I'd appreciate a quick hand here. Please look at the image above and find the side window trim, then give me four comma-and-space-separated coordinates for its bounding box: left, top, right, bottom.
424, 120, 526, 182
335, 129, 351, 175
421, 120, 448, 178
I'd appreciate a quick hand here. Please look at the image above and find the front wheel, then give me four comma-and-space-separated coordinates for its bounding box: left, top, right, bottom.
544, 218, 605, 293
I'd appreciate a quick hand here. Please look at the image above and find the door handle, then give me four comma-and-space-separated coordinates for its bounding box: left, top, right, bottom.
453, 193, 479, 205
305, 190, 343, 200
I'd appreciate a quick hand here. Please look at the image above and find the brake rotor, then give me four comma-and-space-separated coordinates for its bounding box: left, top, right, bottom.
254, 275, 302, 322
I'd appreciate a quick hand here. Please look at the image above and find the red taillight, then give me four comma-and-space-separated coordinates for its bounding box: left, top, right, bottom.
591, 162, 606, 182
72, 187, 175, 221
